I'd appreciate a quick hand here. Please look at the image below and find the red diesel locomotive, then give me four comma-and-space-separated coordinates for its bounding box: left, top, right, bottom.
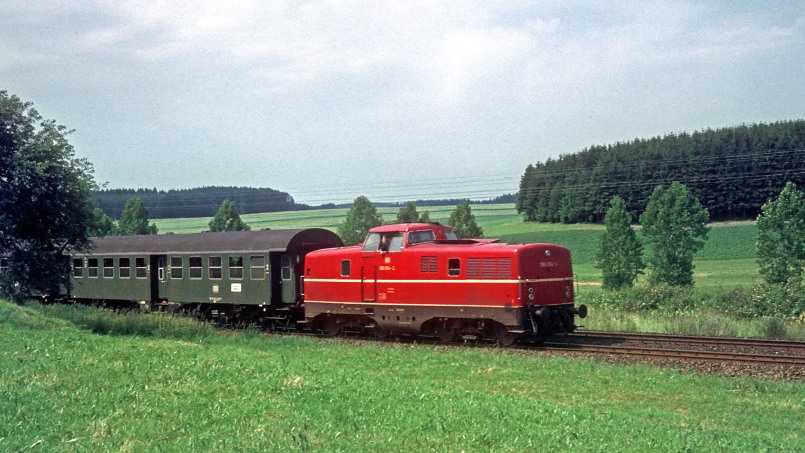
303, 223, 586, 343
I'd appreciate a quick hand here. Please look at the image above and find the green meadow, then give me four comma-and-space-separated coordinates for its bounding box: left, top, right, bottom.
1, 301, 802, 452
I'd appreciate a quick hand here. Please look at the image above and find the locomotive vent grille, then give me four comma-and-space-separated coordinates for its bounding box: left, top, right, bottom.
466, 257, 512, 279
420, 256, 438, 273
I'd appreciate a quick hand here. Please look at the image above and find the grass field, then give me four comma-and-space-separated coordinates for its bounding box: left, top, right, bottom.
1, 300, 802, 452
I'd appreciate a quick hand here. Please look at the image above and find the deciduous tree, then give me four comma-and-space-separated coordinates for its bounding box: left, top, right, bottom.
209, 200, 251, 232
595, 196, 644, 290
639, 182, 709, 286
117, 197, 158, 235
756, 182, 805, 284
448, 200, 483, 238
0, 91, 98, 301
337, 196, 383, 245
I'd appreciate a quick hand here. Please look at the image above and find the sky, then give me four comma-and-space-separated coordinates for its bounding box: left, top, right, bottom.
1, 1, 803, 205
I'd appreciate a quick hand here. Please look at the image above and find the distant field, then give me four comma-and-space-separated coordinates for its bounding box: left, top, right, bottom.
1, 301, 802, 451
154, 204, 761, 290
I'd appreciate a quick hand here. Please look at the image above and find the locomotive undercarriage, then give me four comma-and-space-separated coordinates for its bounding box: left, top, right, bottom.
307, 302, 587, 344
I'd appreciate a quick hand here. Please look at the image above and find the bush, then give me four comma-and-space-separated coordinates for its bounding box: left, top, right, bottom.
591, 284, 696, 313
713, 279, 805, 320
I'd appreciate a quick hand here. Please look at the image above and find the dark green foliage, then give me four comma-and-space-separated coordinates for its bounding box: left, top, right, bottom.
640, 183, 709, 286
0, 91, 97, 301
756, 182, 805, 284
595, 197, 644, 290
713, 280, 805, 320
95, 186, 297, 219
208, 200, 251, 232
87, 207, 117, 237
517, 121, 805, 223
448, 200, 484, 238
337, 196, 383, 245
117, 197, 158, 235
396, 201, 420, 223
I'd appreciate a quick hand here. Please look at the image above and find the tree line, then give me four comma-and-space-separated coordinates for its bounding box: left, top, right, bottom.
517, 120, 805, 223
94, 187, 298, 219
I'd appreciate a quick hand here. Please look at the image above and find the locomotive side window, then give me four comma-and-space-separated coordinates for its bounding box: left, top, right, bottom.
103, 258, 114, 278
341, 259, 351, 277
444, 229, 459, 240
387, 233, 404, 252
447, 258, 461, 277
136, 258, 147, 278
250, 256, 266, 280
189, 257, 202, 279
88, 258, 99, 278
170, 257, 183, 279
72, 258, 83, 278
119, 258, 131, 279
209, 256, 222, 280
229, 256, 243, 280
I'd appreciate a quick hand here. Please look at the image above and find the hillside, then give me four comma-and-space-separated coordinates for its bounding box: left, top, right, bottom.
517, 120, 805, 223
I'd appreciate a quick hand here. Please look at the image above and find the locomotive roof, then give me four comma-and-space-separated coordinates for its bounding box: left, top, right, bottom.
71, 228, 343, 256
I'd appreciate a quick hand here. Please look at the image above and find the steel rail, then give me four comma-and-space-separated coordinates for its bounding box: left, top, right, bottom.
570, 330, 805, 353
540, 342, 805, 366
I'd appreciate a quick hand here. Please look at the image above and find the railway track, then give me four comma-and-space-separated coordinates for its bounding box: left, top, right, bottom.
539, 331, 805, 366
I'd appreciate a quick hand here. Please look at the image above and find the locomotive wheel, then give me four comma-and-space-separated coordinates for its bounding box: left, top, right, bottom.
322, 317, 341, 337
436, 328, 455, 343
495, 324, 516, 346
373, 326, 390, 340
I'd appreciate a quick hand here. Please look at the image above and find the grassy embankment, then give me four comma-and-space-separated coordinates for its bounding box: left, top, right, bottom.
155, 205, 804, 338
1, 300, 802, 451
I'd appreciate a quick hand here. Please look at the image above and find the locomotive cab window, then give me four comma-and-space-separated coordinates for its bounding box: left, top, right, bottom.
229, 256, 243, 280
170, 257, 183, 279
341, 259, 351, 277
72, 258, 83, 278
88, 258, 99, 278
250, 255, 266, 280
119, 258, 131, 279
408, 230, 435, 246
362, 233, 380, 252
447, 258, 461, 277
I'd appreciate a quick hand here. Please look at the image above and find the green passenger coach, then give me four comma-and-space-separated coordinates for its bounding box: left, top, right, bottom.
69, 229, 342, 323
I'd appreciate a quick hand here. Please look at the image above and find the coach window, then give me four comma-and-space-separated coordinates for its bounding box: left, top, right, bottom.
448, 258, 461, 277
103, 258, 114, 278
209, 256, 222, 280
341, 259, 351, 277
250, 255, 266, 280
189, 257, 202, 279
72, 258, 83, 278
88, 258, 99, 278
135, 258, 147, 278
170, 257, 183, 279
281, 255, 292, 280
229, 256, 243, 280
0, 258, 6, 273
119, 258, 131, 279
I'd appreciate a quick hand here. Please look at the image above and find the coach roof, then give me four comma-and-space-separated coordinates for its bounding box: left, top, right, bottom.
71, 228, 343, 256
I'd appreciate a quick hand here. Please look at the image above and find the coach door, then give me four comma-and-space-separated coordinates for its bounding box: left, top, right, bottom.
151, 255, 168, 302
280, 254, 296, 304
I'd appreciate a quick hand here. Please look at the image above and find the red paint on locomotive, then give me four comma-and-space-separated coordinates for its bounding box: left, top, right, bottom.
303, 223, 586, 342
